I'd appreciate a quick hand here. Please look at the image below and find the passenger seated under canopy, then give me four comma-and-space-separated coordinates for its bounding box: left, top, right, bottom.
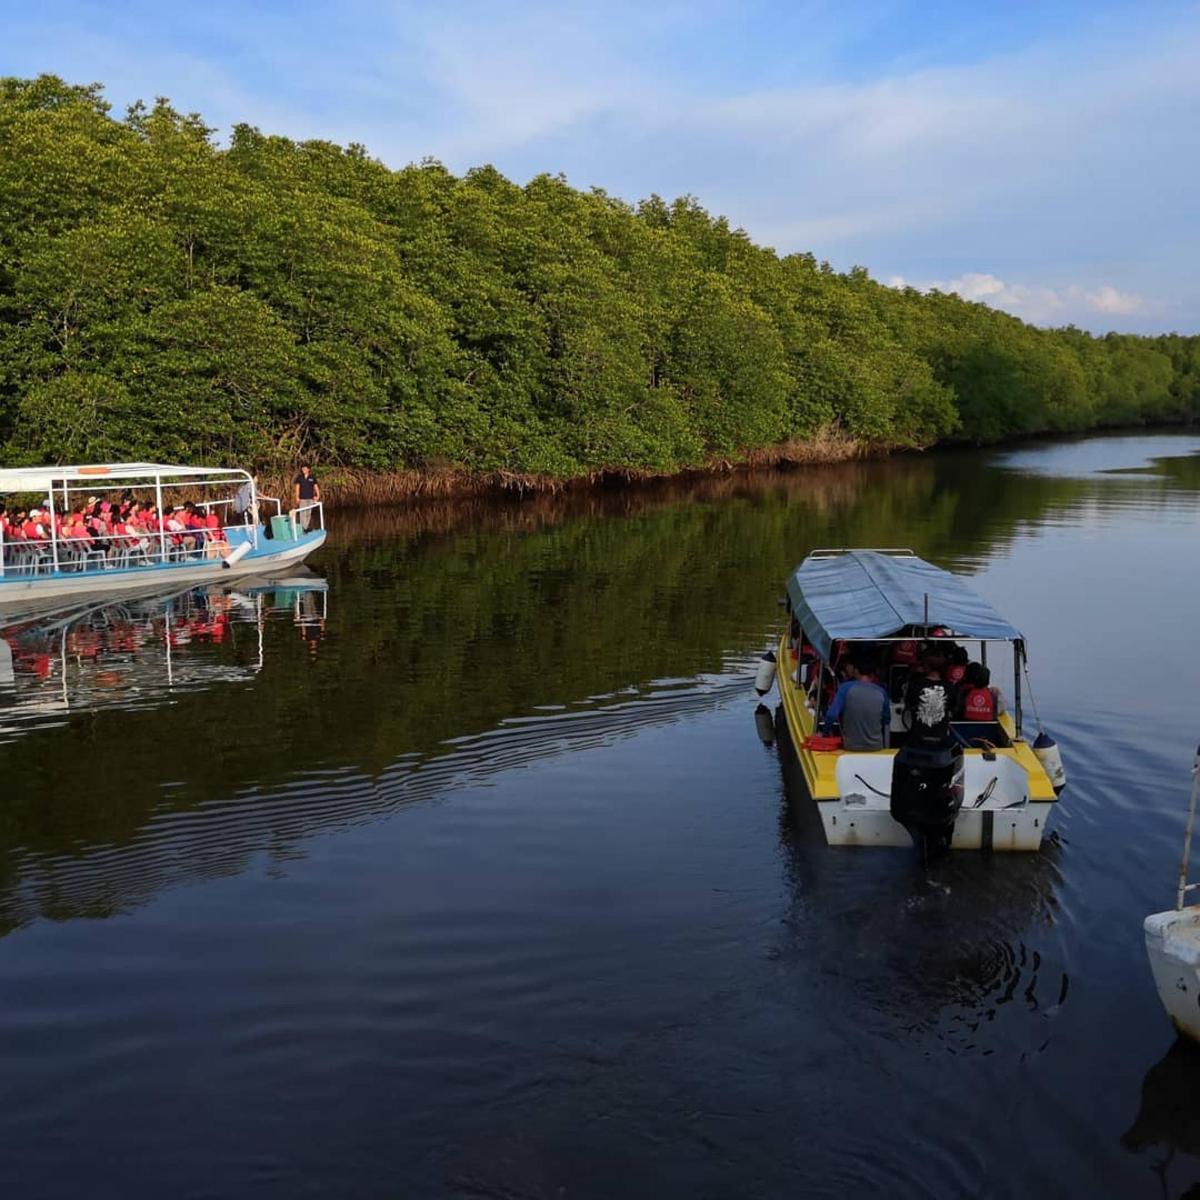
903, 647, 958, 742
820, 650, 890, 751
959, 663, 1002, 721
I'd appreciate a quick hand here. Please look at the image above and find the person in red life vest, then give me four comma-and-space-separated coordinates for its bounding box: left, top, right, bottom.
886, 633, 923, 702
959, 663, 998, 721
61, 508, 90, 560
163, 507, 190, 552
22, 508, 49, 547
945, 645, 969, 687
106, 514, 128, 559
203, 509, 231, 558
5, 510, 28, 555
0, 503, 18, 558
890, 636, 920, 668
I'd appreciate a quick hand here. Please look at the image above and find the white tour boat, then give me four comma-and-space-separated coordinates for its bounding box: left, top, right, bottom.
1144, 749, 1200, 1044
0, 462, 325, 610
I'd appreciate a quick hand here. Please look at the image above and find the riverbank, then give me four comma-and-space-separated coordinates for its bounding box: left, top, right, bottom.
263, 421, 1199, 509
261, 430, 873, 509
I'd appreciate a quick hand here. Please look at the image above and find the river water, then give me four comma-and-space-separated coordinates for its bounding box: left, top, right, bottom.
2, 433, 1200, 1198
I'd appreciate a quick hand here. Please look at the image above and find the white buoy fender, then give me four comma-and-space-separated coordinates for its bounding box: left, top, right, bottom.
221, 542, 253, 569
1033, 730, 1067, 793
754, 650, 777, 696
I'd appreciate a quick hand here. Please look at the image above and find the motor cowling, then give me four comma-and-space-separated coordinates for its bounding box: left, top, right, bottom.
890, 736, 965, 858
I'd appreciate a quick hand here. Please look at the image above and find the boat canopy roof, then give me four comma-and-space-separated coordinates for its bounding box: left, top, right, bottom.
0, 463, 248, 494
787, 549, 1022, 660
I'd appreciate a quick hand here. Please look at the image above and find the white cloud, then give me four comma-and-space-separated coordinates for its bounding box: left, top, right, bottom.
887, 272, 1144, 326
1086, 284, 1143, 316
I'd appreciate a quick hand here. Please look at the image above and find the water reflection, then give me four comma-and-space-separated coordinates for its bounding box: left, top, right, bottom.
1123, 1039, 1200, 1197
2, 433, 1200, 1196
773, 706, 1067, 1057
0, 573, 328, 741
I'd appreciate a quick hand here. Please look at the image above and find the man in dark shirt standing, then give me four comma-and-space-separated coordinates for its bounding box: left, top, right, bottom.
292, 464, 321, 531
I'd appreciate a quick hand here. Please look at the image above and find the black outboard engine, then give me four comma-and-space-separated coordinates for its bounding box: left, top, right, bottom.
890, 736, 964, 859
891, 677, 964, 858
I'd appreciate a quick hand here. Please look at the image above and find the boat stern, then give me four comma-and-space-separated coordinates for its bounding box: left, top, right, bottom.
1145, 907, 1200, 1043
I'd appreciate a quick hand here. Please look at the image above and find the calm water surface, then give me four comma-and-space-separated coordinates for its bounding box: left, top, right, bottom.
3, 433, 1200, 1198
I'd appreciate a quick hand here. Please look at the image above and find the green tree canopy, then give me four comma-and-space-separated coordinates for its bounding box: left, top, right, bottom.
0, 75, 1195, 476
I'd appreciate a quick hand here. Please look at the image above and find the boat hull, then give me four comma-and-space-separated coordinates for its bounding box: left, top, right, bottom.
0, 529, 325, 613
775, 633, 1058, 851
1145, 907, 1200, 1043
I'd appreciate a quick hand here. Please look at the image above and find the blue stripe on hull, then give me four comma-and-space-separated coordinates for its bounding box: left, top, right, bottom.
0, 530, 325, 590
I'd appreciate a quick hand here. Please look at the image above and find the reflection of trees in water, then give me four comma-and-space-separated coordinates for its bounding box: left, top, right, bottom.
0, 444, 1175, 940
771, 707, 1067, 1053
0, 671, 744, 936
330, 449, 1108, 566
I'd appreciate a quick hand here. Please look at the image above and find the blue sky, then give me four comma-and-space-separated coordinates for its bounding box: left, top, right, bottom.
5, 0, 1198, 333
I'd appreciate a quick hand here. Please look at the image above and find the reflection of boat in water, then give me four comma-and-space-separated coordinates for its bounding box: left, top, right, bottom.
0, 462, 325, 610
768, 549, 1064, 854
0, 573, 328, 739
1145, 749, 1200, 1044
1122, 1038, 1200, 1189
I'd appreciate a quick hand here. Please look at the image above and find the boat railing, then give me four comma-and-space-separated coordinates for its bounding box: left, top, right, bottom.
806, 547, 916, 559
200, 496, 279, 519
290, 501, 324, 539
0, 522, 251, 578
1176, 750, 1200, 911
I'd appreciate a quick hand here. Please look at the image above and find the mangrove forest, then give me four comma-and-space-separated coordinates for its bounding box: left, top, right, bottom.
1, 74, 1197, 480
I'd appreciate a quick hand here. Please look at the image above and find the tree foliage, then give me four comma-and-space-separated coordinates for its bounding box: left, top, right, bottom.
0, 75, 1195, 475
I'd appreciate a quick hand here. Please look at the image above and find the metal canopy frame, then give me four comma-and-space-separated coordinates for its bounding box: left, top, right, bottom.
789, 548, 1027, 739
0, 463, 258, 578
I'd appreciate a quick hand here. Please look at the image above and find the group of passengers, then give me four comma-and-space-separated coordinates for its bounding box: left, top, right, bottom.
796, 625, 1004, 751
0, 492, 228, 567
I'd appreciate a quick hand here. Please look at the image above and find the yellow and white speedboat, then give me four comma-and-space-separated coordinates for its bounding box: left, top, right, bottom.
764, 549, 1064, 853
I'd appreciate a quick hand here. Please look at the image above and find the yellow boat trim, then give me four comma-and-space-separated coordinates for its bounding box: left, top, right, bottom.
775, 632, 1058, 804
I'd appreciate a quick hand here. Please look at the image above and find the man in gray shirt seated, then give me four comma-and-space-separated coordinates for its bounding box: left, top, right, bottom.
820, 651, 890, 751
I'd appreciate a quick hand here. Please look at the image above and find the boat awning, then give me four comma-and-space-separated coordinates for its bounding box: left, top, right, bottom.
0, 463, 247, 494
787, 550, 1022, 660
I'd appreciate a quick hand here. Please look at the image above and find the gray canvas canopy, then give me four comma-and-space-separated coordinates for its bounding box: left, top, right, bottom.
786, 550, 1022, 661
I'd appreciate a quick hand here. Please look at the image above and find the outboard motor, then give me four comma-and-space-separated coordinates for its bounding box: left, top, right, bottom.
891, 677, 964, 858
890, 737, 965, 858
